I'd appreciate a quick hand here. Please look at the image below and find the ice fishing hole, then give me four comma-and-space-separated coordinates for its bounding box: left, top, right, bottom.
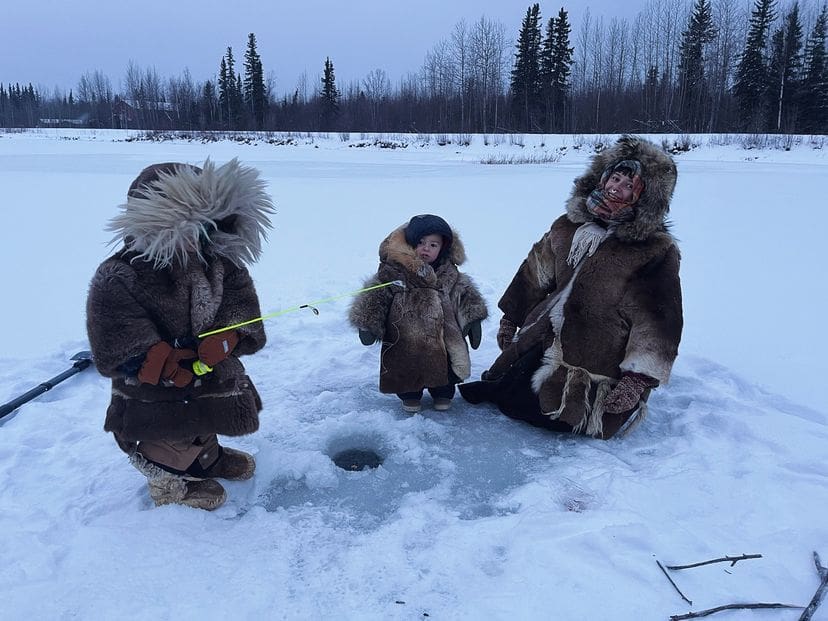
331, 448, 383, 471
327, 432, 386, 471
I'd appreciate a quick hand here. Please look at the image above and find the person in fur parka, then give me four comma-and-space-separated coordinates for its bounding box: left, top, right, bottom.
460, 136, 683, 439
349, 214, 488, 413
86, 159, 274, 510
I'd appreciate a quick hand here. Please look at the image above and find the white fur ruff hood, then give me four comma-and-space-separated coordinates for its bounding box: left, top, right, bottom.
108, 158, 275, 268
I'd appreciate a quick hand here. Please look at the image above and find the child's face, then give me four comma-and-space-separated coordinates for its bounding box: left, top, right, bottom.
604, 170, 636, 204
416, 234, 444, 264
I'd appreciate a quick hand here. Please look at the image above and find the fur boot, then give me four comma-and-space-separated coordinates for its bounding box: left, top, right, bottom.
202, 446, 256, 481
130, 452, 227, 510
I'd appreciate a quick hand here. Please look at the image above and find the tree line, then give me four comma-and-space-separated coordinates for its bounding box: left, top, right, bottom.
2, 0, 826, 134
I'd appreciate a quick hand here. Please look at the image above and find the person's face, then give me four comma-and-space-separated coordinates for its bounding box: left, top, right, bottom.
604, 171, 636, 204
416, 233, 444, 264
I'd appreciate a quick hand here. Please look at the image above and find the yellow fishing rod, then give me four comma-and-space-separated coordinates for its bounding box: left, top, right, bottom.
197, 280, 405, 338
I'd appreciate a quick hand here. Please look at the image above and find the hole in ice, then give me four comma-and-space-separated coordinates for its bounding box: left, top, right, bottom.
331, 448, 383, 471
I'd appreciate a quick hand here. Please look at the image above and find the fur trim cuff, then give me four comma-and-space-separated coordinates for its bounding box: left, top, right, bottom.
619, 351, 672, 385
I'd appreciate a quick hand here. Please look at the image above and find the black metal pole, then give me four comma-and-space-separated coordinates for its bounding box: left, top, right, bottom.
0, 353, 93, 421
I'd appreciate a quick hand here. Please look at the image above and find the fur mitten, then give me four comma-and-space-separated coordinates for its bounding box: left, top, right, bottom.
603, 372, 658, 414
496, 316, 517, 351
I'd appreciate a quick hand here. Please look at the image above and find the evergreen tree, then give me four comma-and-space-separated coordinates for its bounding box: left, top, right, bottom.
202, 79, 217, 130
13, 83, 22, 126
799, 4, 828, 132
218, 55, 231, 128
319, 57, 340, 130
767, 3, 803, 131
23, 83, 39, 127
217, 48, 242, 129
549, 8, 573, 132
510, 4, 542, 131
677, 0, 716, 131
540, 15, 556, 130
643, 65, 660, 124
0, 84, 8, 127
243, 33, 267, 129
235, 72, 244, 127
733, 0, 777, 131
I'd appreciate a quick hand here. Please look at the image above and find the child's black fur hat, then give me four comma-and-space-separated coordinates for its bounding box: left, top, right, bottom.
404, 214, 453, 251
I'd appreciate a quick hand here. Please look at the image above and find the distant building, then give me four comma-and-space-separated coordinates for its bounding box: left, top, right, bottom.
38, 116, 87, 127
113, 97, 175, 129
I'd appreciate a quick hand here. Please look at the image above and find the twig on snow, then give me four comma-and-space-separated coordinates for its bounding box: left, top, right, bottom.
665, 554, 762, 570
657, 560, 692, 605
798, 551, 828, 621
670, 602, 804, 620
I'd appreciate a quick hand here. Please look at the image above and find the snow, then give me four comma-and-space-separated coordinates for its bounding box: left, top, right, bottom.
0, 129, 826, 620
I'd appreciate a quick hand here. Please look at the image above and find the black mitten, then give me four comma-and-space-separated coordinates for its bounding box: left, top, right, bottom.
463, 320, 482, 349
359, 329, 379, 346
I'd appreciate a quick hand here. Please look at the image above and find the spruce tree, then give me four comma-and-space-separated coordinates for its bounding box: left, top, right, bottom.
540, 15, 556, 131
767, 3, 803, 131
11, 83, 21, 127
218, 54, 231, 129
799, 5, 828, 132
234, 71, 244, 127
644, 65, 660, 123
511, 4, 542, 131
243, 33, 267, 129
24, 83, 39, 127
217, 47, 243, 129
677, 0, 716, 131
202, 79, 217, 130
550, 8, 573, 132
733, 0, 777, 131
319, 57, 340, 131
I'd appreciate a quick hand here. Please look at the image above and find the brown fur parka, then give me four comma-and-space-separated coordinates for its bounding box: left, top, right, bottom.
460, 136, 683, 438
349, 225, 488, 394
86, 159, 274, 447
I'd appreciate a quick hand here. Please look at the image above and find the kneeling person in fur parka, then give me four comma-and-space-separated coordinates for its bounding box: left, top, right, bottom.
86, 159, 275, 510
349, 214, 488, 413
460, 136, 683, 439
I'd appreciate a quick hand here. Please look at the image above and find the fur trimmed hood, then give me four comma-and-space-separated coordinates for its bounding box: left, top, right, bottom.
108, 158, 275, 268
379, 223, 467, 277
565, 135, 677, 242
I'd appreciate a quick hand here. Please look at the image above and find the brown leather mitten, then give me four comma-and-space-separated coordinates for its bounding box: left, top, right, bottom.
162, 348, 197, 388
198, 330, 240, 366
138, 342, 174, 385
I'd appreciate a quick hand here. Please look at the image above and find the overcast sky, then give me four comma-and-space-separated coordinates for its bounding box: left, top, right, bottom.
8, 0, 637, 96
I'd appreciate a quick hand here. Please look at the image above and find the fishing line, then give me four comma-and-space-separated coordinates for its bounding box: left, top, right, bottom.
198, 280, 404, 338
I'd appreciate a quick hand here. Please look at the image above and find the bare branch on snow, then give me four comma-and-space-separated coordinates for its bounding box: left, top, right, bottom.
665, 554, 763, 571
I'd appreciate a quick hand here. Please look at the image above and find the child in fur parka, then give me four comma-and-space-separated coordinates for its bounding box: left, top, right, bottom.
86, 159, 274, 510
349, 214, 488, 413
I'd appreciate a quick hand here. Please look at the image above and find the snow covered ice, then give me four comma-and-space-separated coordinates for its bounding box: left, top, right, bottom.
0, 130, 826, 619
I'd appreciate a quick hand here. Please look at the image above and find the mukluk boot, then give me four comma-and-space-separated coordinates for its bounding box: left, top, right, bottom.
130, 452, 226, 511
201, 446, 256, 481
